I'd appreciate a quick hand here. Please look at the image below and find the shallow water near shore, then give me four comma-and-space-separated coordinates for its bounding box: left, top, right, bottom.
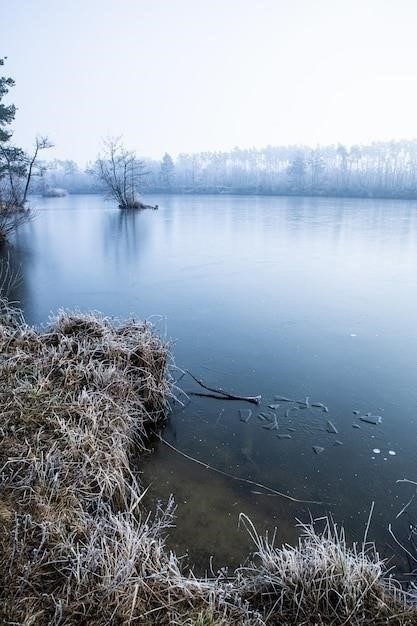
4, 193, 417, 573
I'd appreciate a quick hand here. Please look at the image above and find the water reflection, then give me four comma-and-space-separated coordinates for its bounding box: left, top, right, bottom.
1, 193, 417, 571
102, 208, 151, 265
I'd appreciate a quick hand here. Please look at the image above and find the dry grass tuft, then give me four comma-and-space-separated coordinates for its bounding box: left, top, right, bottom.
1, 299, 416, 625
0, 301, 252, 625
237, 514, 417, 625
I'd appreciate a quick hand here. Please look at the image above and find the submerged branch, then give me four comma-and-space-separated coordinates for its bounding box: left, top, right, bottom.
188, 390, 262, 403
186, 369, 261, 404
158, 435, 328, 505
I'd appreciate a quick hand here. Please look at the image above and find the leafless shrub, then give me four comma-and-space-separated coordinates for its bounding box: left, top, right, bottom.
0, 184, 31, 243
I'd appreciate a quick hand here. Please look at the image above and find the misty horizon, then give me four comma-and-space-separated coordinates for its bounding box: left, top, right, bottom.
3, 0, 417, 165
37, 136, 417, 170
30, 137, 417, 202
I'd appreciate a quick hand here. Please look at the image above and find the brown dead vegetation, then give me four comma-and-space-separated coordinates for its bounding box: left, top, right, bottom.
0, 301, 416, 625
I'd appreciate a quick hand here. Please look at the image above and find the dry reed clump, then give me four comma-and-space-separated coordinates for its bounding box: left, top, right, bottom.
0, 303, 252, 625
236, 514, 417, 625
1, 300, 417, 625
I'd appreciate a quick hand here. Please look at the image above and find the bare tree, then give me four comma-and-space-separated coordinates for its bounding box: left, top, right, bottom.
0, 144, 26, 206
0, 183, 31, 244
93, 137, 155, 209
0, 136, 53, 208
21, 136, 53, 205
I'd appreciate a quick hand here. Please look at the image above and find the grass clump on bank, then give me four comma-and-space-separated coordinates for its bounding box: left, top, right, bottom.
236, 514, 417, 625
0, 301, 416, 625
0, 303, 226, 625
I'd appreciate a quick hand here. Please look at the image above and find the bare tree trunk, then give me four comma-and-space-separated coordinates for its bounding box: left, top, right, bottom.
21, 143, 39, 205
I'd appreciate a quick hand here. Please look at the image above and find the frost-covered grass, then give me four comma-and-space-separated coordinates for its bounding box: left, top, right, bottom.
0, 301, 416, 625
236, 514, 417, 625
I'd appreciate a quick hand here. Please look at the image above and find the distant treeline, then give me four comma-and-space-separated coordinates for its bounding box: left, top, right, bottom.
36, 140, 417, 199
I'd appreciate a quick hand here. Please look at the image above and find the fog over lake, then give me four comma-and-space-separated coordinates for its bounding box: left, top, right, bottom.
5, 1, 417, 621
4, 193, 417, 569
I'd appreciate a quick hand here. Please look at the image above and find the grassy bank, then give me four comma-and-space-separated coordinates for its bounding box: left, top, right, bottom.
0, 301, 416, 625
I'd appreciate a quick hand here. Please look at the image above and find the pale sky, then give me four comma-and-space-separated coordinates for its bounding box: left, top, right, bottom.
2, 0, 417, 164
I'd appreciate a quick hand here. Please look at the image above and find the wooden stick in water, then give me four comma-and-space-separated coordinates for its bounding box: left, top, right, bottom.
159, 435, 328, 506
186, 370, 261, 404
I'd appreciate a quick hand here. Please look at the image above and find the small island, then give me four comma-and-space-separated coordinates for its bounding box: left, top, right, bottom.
94, 137, 158, 210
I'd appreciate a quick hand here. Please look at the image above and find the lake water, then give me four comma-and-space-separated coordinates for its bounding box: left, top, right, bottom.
3, 193, 417, 573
